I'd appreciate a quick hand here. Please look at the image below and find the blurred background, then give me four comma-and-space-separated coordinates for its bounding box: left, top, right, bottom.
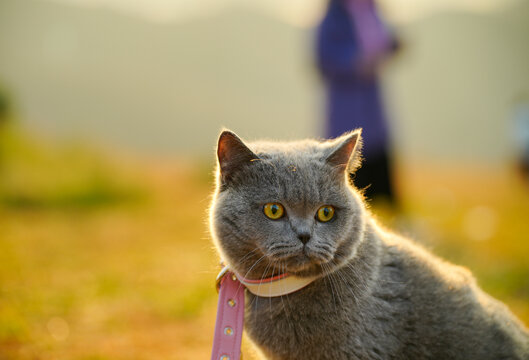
0, 0, 528, 358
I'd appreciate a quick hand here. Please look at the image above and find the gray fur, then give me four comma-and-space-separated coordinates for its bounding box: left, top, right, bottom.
210, 130, 529, 360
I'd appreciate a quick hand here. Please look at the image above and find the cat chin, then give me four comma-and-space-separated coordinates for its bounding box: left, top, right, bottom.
277, 256, 340, 278
287, 258, 346, 278
288, 254, 355, 278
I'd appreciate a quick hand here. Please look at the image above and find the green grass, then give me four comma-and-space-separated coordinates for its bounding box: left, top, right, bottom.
0, 128, 144, 209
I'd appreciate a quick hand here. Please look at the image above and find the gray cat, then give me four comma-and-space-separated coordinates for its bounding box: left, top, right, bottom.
210, 129, 529, 360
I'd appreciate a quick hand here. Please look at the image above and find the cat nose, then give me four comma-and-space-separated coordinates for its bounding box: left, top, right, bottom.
297, 232, 311, 245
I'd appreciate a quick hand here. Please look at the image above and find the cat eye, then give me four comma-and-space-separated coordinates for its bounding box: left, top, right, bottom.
263, 203, 285, 220
316, 205, 335, 222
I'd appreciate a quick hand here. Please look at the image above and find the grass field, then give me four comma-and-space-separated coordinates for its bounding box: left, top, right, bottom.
0, 131, 528, 359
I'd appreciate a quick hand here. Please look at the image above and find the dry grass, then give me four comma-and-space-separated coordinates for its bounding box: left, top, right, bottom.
0, 136, 527, 359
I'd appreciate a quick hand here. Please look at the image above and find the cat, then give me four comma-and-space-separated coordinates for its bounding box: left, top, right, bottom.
209, 129, 529, 360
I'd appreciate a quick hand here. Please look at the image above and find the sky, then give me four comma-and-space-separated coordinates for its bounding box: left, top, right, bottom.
48, 0, 518, 27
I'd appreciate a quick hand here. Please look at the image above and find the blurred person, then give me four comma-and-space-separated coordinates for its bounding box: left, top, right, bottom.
315, 0, 400, 205
511, 93, 529, 185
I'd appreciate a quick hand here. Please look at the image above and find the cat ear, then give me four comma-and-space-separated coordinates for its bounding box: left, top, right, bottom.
217, 130, 259, 183
325, 130, 362, 173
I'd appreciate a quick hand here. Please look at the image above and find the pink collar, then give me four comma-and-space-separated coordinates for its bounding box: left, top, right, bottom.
210, 266, 317, 360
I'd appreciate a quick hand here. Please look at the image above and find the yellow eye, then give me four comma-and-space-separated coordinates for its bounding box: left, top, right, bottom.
316, 206, 335, 222
263, 203, 285, 220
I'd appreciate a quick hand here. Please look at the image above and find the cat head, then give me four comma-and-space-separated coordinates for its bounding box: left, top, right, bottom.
210, 130, 367, 279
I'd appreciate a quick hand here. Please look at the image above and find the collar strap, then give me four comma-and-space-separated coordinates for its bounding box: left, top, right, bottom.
211, 270, 245, 360
215, 265, 318, 298
211, 266, 318, 360
237, 271, 318, 297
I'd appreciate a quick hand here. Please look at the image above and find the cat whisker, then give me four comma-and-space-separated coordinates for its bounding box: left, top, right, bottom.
321, 263, 340, 313
344, 263, 370, 293
269, 263, 276, 315
335, 266, 361, 306
247, 258, 276, 313
237, 247, 262, 266
280, 263, 296, 334
282, 270, 295, 333
237, 254, 267, 297
242, 254, 266, 279
330, 264, 346, 308
255, 260, 276, 318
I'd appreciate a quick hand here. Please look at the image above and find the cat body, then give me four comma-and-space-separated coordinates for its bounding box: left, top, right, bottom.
210, 130, 529, 359
246, 220, 528, 359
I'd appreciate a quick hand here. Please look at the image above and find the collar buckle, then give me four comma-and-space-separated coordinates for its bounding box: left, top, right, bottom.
215, 265, 231, 293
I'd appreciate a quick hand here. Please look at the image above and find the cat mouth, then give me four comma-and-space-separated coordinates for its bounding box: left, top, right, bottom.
267, 246, 335, 275
303, 246, 334, 263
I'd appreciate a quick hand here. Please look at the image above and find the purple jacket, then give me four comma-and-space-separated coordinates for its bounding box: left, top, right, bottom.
316, 0, 395, 157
